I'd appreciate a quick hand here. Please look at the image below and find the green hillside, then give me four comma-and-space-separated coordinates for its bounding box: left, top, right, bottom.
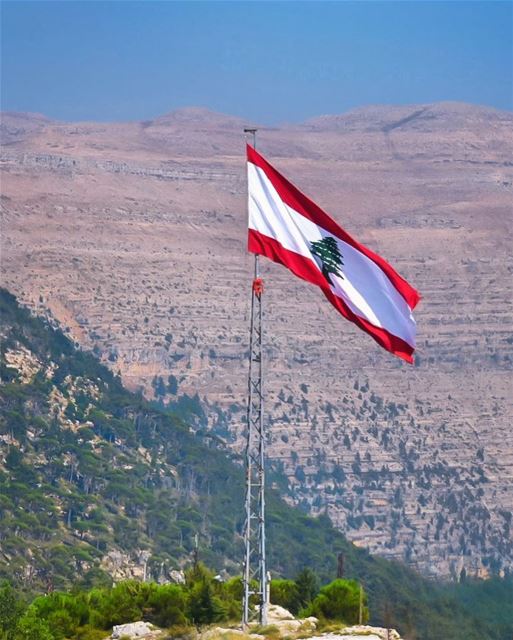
0, 288, 511, 639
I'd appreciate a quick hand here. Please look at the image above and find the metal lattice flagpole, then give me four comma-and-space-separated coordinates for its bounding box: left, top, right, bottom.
242, 128, 268, 628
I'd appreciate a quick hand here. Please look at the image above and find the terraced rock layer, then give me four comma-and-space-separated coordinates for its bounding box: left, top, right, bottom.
1, 102, 512, 578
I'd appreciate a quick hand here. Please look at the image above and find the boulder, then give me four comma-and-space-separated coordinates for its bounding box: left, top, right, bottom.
111, 621, 157, 639
299, 616, 319, 632
253, 604, 318, 636
169, 569, 186, 585
266, 604, 296, 622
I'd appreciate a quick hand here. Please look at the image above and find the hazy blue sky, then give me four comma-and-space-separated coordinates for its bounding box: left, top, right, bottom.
1, 1, 512, 123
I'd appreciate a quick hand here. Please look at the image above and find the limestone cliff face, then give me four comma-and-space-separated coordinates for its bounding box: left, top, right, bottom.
2, 103, 512, 578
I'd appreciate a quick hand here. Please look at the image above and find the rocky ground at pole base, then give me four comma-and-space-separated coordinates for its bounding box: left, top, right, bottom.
108, 605, 402, 640
110, 626, 402, 640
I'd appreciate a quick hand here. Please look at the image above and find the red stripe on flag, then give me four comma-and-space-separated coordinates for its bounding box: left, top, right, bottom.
248, 228, 415, 363
247, 144, 420, 311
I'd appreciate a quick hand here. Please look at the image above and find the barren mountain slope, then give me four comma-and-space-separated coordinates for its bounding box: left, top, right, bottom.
1, 102, 512, 579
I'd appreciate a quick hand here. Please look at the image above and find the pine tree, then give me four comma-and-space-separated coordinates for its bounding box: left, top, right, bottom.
310, 237, 344, 283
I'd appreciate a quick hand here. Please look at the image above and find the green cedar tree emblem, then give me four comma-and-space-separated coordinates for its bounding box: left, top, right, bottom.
310, 236, 344, 284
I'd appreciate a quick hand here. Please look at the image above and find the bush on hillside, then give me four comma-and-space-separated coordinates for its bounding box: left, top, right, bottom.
0, 581, 27, 639
303, 578, 368, 624
10, 612, 54, 640
294, 568, 319, 610
269, 579, 300, 614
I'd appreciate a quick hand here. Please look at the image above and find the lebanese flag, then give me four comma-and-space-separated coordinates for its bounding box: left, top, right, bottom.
247, 145, 421, 363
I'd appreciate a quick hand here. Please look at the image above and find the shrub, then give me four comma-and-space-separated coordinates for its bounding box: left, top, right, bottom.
294, 568, 319, 609
303, 579, 368, 624
0, 581, 27, 637
269, 579, 300, 614
87, 581, 150, 628
13, 612, 54, 640
147, 584, 187, 627
27, 592, 89, 639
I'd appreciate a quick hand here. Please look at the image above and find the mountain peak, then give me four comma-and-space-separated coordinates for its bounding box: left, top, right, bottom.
150, 106, 251, 129
300, 101, 513, 131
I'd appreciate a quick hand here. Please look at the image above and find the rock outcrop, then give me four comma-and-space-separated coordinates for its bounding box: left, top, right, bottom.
111, 621, 159, 639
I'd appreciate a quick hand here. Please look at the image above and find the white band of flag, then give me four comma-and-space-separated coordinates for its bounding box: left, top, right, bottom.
247, 145, 420, 363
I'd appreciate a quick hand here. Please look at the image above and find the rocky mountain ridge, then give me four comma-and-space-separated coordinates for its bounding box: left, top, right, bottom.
1, 102, 512, 579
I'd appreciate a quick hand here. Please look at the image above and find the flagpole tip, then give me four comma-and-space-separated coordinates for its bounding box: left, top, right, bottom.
244, 128, 258, 149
